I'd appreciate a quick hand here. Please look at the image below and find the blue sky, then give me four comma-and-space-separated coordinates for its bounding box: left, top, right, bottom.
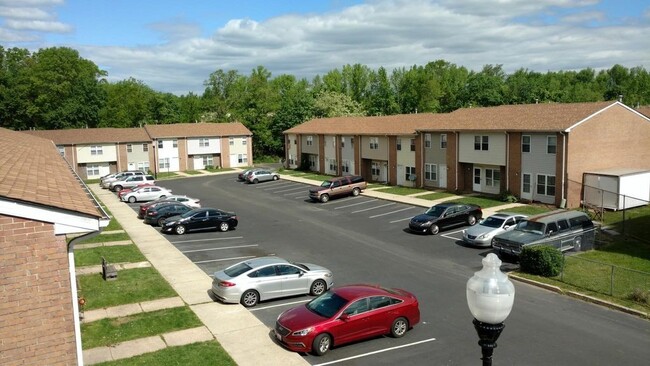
1, 0, 648, 95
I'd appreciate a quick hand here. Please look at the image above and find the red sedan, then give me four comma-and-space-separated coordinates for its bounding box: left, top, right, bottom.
274, 284, 420, 356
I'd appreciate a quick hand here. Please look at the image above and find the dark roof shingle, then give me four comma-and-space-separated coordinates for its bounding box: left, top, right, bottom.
144, 122, 252, 138
23, 128, 150, 144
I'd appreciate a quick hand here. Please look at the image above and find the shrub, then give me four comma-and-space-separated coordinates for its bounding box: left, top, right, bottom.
205, 165, 214, 170
520, 246, 564, 277
500, 190, 519, 203
627, 288, 650, 305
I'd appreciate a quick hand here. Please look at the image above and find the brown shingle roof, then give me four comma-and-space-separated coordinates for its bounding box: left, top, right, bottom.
286, 101, 623, 135
636, 106, 650, 118
0, 128, 104, 218
23, 127, 150, 144
144, 122, 252, 138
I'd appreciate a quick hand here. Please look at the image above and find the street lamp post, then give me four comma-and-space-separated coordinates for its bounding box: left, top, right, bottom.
466, 253, 515, 366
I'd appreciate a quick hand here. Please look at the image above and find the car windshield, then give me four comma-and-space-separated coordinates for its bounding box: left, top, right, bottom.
224, 262, 253, 277
424, 205, 447, 217
481, 216, 505, 228
306, 291, 348, 318
320, 180, 333, 188
516, 220, 545, 234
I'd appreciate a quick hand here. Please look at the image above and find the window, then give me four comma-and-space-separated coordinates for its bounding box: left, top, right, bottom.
351, 137, 354, 146
242, 137, 247, 145
440, 134, 447, 149
557, 219, 570, 232
405, 166, 416, 181
307, 136, 313, 146
474, 136, 489, 151
172, 139, 178, 148
425, 133, 432, 148
329, 159, 337, 171
229, 137, 234, 146
57, 146, 65, 157
250, 266, 277, 278
410, 138, 416, 151
238, 154, 248, 164
288, 154, 295, 165
142, 143, 149, 152
309, 155, 317, 168
344, 299, 369, 316
547, 136, 557, 154
294, 139, 297, 145
425, 164, 437, 180
536, 174, 556, 196
522, 135, 531, 153
137, 161, 149, 172
332, 136, 336, 147
485, 169, 500, 187
396, 138, 402, 151
341, 137, 345, 148
158, 140, 163, 149
341, 160, 350, 173
522, 173, 531, 193
86, 164, 100, 176
371, 162, 380, 176
127, 144, 133, 153
202, 155, 214, 166
369, 137, 379, 150
199, 138, 209, 147
369, 296, 395, 310
159, 158, 170, 169
277, 265, 302, 275
90, 145, 103, 155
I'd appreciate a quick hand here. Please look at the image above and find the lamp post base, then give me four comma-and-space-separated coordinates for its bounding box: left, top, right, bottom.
473, 318, 505, 366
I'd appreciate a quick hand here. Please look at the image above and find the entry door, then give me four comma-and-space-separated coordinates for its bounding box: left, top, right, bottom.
473, 168, 482, 192
381, 162, 388, 183
439, 164, 447, 188
521, 173, 532, 200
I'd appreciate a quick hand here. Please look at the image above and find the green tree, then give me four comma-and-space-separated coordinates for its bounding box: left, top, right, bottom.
270, 75, 313, 154
463, 64, 505, 107
313, 91, 365, 117
98, 78, 155, 127
365, 67, 398, 116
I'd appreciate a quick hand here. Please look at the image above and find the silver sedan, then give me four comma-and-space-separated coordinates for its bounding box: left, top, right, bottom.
462, 213, 527, 247
211, 257, 334, 307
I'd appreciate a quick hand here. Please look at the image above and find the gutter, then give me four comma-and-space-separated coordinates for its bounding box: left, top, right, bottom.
560, 131, 567, 207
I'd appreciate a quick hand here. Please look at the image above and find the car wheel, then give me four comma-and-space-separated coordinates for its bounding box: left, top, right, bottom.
128, 196, 137, 203
351, 187, 360, 196
157, 217, 165, 227
467, 215, 478, 226
310, 279, 327, 296
174, 225, 186, 235
219, 222, 230, 232
429, 224, 440, 235
390, 317, 409, 338
320, 194, 330, 203
241, 290, 259, 307
273, 175, 279, 181
311, 333, 331, 356
114, 185, 123, 192
574, 236, 582, 251
253, 178, 259, 184
159, 195, 166, 199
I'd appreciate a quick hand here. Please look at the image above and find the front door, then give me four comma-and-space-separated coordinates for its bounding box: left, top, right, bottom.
439, 164, 447, 188
473, 168, 482, 192
521, 173, 532, 201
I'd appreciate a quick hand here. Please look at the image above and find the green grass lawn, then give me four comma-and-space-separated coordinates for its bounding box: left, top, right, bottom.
417, 191, 457, 201
371, 186, 427, 195
93, 341, 236, 366
184, 170, 203, 175
156, 172, 179, 179
75, 245, 146, 267
81, 307, 202, 349
300, 173, 335, 181
601, 205, 650, 241
444, 195, 507, 208
77, 232, 131, 244
204, 167, 235, 173
78, 268, 177, 310
497, 205, 552, 215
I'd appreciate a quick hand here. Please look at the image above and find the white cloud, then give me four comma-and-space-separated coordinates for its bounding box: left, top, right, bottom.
5, 19, 72, 32
0, 6, 51, 19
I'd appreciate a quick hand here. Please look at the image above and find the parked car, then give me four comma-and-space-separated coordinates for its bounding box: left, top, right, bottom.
110, 174, 155, 192
161, 208, 238, 235
408, 203, 482, 235
121, 186, 172, 203
462, 213, 527, 247
100, 171, 144, 188
117, 183, 155, 200
309, 175, 367, 203
143, 202, 193, 226
211, 256, 334, 307
137, 195, 201, 219
238, 168, 261, 181
492, 210, 595, 256
246, 169, 279, 184
274, 284, 420, 356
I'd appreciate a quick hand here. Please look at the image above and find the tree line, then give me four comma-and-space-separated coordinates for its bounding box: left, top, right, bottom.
1, 46, 649, 158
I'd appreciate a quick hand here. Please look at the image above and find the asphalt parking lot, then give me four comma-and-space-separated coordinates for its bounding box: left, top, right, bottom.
117, 173, 650, 365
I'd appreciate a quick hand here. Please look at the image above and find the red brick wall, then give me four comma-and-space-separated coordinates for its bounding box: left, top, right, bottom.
0, 215, 77, 365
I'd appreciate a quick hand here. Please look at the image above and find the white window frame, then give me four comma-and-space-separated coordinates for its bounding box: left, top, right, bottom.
159, 157, 170, 169
522, 173, 532, 194
341, 137, 345, 148
57, 146, 65, 157
536, 174, 556, 196
396, 138, 402, 151
172, 139, 178, 148
371, 162, 380, 176
547, 136, 557, 154
485, 168, 501, 187
410, 138, 416, 152
86, 164, 100, 176
202, 155, 214, 166
405, 166, 416, 181
157, 140, 163, 149
370, 137, 379, 150
90, 145, 103, 155
425, 163, 437, 180
522, 135, 531, 153
242, 137, 247, 145
307, 136, 314, 146
440, 134, 447, 149
341, 160, 350, 173
199, 138, 209, 147
425, 133, 432, 148
142, 143, 149, 152
238, 154, 248, 164
474, 136, 489, 151
229, 137, 234, 146
126, 144, 133, 153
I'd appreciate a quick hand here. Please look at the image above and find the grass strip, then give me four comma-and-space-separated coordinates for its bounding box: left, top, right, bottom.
78, 268, 177, 310
371, 187, 427, 195
445, 195, 510, 208
77, 232, 131, 244
497, 205, 551, 215
75, 244, 146, 267
93, 340, 236, 366
417, 192, 457, 201
81, 307, 202, 349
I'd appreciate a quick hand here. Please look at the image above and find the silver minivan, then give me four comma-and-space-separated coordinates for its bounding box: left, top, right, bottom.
491, 210, 595, 256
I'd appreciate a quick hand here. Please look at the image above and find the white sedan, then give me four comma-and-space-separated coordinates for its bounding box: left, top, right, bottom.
161, 195, 201, 208
121, 186, 173, 203
462, 213, 527, 247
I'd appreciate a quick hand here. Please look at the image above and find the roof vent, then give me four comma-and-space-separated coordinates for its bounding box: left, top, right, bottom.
618, 95, 623, 102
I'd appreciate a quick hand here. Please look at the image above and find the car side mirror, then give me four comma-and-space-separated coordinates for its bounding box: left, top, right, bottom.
339, 313, 350, 322
504, 225, 510, 230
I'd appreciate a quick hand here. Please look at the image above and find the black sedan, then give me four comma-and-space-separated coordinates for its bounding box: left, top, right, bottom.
408, 203, 482, 235
161, 208, 238, 235
143, 202, 193, 226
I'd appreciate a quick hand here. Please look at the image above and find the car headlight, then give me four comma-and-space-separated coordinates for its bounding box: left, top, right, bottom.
324, 272, 332, 278
478, 233, 489, 239
291, 327, 313, 337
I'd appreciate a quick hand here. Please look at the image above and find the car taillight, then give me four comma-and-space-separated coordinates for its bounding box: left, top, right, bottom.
148, 211, 156, 216
219, 281, 236, 287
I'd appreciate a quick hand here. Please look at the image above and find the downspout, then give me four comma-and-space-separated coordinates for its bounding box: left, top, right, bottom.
560, 131, 567, 207
505, 132, 509, 192
455, 132, 459, 191
67, 230, 102, 366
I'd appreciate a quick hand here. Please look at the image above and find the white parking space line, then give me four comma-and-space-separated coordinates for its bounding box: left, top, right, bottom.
274, 187, 307, 194
441, 229, 464, 241
182, 244, 259, 254
312, 338, 437, 366
194, 255, 255, 264
172, 236, 243, 244
333, 199, 378, 209
259, 183, 294, 190
351, 202, 395, 213
369, 207, 417, 218
284, 190, 308, 197
249, 299, 311, 312
390, 217, 413, 224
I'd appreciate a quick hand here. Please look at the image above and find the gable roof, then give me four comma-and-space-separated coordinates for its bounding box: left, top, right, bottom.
0, 128, 104, 218
23, 128, 150, 145
144, 122, 252, 138
284, 113, 441, 136
636, 106, 650, 118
